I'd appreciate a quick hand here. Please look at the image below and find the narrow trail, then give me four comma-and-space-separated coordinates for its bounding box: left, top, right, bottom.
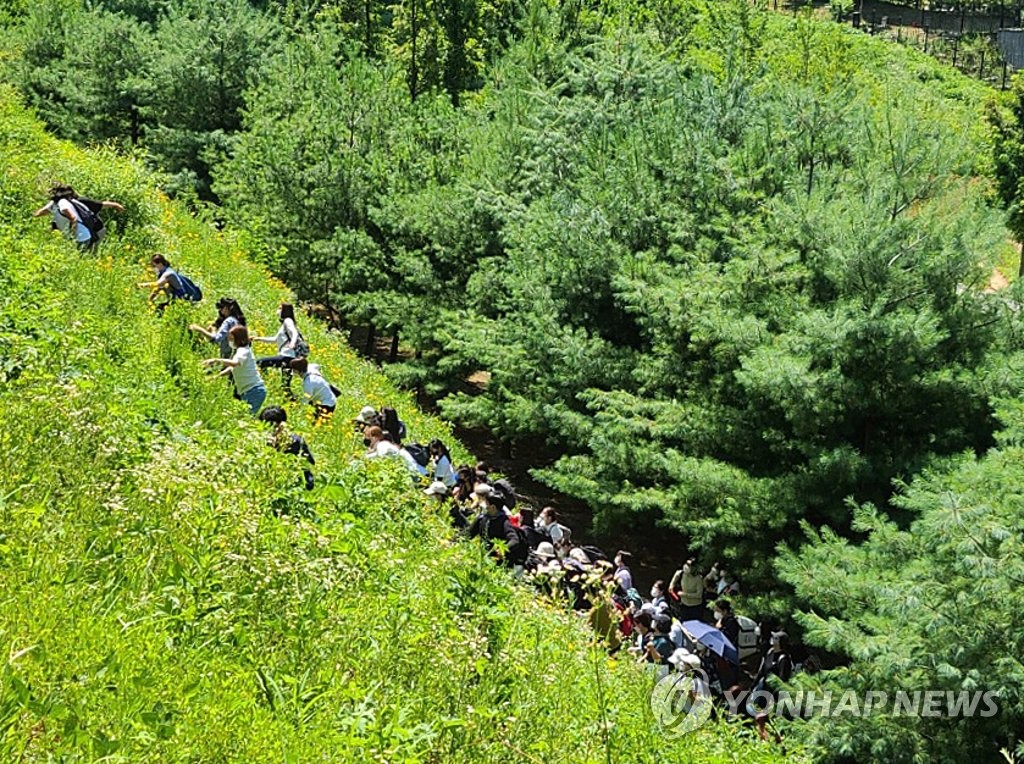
338, 255, 1019, 592
986, 266, 1011, 293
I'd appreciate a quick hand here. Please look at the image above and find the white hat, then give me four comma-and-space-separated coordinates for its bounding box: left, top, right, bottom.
668, 649, 702, 670
534, 541, 556, 559
423, 481, 449, 496
354, 405, 377, 424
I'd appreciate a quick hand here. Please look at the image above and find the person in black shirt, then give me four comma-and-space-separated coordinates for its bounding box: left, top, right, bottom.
465, 485, 525, 567
714, 599, 740, 648
714, 599, 742, 690
754, 631, 794, 688
258, 406, 315, 490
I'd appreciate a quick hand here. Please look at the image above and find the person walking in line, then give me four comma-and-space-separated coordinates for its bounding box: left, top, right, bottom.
429, 439, 456, 487
32, 184, 124, 251
253, 303, 306, 395
203, 325, 266, 415
137, 254, 201, 309
289, 357, 336, 421
613, 550, 634, 593
258, 406, 315, 490
466, 485, 526, 568
190, 297, 247, 358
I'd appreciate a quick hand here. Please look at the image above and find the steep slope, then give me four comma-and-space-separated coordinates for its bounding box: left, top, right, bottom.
0, 89, 798, 762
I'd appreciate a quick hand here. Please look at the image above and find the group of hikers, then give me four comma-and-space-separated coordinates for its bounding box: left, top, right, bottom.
40, 183, 799, 740
418, 456, 802, 737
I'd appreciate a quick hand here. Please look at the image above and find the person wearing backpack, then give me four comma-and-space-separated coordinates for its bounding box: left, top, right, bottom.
537, 507, 570, 557
253, 304, 307, 395
137, 254, 202, 308
466, 485, 527, 569
288, 357, 336, 421
33, 184, 124, 251
202, 325, 267, 415
258, 406, 315, 490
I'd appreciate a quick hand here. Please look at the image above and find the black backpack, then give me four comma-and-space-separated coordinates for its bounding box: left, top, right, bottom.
510, 523, 530, 564
492, 478, 517, 509
580, 544, 609, 563
70, 199, 104, 244
522, 524, 547, 549
530, 523, 552, 546
404, 443, 430, 468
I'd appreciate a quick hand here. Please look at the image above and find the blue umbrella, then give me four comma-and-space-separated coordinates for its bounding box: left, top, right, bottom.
682, 620, 739, 665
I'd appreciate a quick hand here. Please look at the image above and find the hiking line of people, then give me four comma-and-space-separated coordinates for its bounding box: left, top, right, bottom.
40, 183, 802, 742
415, 454, 806, 740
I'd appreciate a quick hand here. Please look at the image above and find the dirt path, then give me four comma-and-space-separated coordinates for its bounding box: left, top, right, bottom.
986, 266, 1010, 293
448, 424, 690, 591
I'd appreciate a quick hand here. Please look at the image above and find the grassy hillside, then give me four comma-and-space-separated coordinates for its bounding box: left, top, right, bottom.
0, 89, 800, 762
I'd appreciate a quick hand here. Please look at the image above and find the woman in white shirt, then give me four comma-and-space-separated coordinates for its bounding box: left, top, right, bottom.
429, 439, 457, 487
253, 303, 305, 394
289, 357, 337, 420
203, 325, 267, 414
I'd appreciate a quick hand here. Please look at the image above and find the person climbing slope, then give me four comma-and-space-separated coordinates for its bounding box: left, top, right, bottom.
32, 184, 124, 251
253, 303, 307, 396
202, 325, 267, 415
190, 297, 247, 358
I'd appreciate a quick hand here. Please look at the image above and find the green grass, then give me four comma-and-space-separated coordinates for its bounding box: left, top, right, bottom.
0, 87, 799, 762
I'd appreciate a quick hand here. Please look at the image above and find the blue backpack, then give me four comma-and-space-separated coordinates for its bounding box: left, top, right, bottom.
167, 269, 203, 302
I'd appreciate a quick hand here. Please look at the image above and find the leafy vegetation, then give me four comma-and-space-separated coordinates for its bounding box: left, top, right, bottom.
5, 0, 1024, 759
217, 2, 1019, 589
0, 87, 797, 762
776, 399, 1024, 762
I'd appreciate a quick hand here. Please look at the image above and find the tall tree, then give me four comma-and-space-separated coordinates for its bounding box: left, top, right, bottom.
776, 395, 1024, 762
144, 0, 280, 198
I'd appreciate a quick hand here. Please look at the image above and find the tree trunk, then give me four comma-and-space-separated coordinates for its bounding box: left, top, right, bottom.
365, 0, 373, 55
365, 324, 376, 356
409, 0, 419, 101
389, 332, 400, 363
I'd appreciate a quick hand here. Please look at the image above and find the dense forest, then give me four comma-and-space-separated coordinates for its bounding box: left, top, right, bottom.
4, 0, 1024, 760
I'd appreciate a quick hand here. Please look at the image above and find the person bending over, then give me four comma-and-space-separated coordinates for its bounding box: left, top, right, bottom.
203, 325, 267, 415
33, 184, 124, 251
258, 406, 315, 490
289, 357, 336, 421
190, 297, 247, 358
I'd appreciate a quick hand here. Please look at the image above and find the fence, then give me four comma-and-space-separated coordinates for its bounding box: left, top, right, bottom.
762, 0, 1023, 87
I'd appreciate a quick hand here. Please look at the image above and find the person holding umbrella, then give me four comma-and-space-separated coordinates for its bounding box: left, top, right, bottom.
713, 599, 740, 648
682, 619, 741, 695
681, 620, 740, 665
